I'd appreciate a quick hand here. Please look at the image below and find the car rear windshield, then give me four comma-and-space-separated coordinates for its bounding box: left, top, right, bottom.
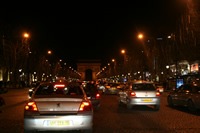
84, 84, 98, 93
132, 83, 156, 90
35, 84, 83, 95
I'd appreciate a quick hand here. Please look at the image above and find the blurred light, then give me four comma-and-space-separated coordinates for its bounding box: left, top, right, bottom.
168, 36, 171, 38
121, 50, 125, 54
48, 50, 52, 54
138, 34, 143, 39
112, 59, 115, 62
166, 65, 169, 69
24, 33, 29, 38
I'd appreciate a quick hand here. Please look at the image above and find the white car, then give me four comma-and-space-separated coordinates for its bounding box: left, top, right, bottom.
24, 82, 93, 133
118, 80, 161, 110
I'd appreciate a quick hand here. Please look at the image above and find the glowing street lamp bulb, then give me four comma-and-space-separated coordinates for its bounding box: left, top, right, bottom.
24, 33, 29, 38
121, 50, 125, 54
48, 50, 52, 54
138, 34, 143, 39
112, 59, 115, 62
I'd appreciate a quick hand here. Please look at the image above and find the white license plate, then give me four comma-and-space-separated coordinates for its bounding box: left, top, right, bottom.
46, 120, 71, 126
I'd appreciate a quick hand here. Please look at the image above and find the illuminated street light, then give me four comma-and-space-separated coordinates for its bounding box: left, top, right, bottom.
24, 33, 29, 38
112, 59, 115, 62
138, 34, 143, 39
121, 49, 125, 54
59, 59, 62, 62
48, 50, 52, 54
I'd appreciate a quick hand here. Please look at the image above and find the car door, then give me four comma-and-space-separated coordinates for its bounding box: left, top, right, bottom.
180, 85, 192, 106
173, 85, 183, 105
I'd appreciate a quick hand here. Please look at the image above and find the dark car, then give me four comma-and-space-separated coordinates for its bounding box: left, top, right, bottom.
83, 83, 100, 111
167, 83, 200, 112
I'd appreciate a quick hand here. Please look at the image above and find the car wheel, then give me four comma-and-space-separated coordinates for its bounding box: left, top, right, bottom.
24, 130, 34, 133
167, 96, 174, 107
126, 98, 132, 109
95, 104, 100, 111
188, 100, 196, 112
83, 128, 92, 133
118, 98, 123, 105
154, 105, 160, 110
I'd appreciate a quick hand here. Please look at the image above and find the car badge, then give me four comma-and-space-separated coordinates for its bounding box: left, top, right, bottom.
57, 103, 60, 107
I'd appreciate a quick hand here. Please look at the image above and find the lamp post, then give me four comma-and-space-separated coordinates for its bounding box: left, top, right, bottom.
24, 33, 30, 87
121, 49, 127, 74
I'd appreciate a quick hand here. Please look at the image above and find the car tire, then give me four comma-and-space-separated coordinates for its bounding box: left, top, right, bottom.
83, 128, 93, 133
95, 104, 100, 111
188, 100, 196, 112
154, 105, 160, 110
118, 98, 123, 105
24, 130, 34, 133
167, 96, 174, 107
126, 98, 132, 109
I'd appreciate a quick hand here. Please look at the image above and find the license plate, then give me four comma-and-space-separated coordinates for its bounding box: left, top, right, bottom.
112, 87, 116, 90
142, 99, 152, 102
48, 120, 70, 126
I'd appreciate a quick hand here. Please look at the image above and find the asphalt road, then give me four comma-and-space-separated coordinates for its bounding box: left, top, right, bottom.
0, 88, 200, 133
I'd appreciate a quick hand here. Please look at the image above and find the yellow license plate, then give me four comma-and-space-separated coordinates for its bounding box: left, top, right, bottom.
48, 121, 70, 126
142, 99, 152, 102
112, 87, 116, 89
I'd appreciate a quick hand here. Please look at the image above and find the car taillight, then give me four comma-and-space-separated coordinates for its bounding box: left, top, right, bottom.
96, 93, 100, 99
130, 92, 136, 96
54, 84, 65, 88
117, 86, 121, 89
156, 92, 160, 96
79, 102, 92, 111
25, 102, 38, 111
106, 86, 110, 89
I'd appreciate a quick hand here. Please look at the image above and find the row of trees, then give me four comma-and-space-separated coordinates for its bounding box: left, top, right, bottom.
98, 0, 200, 82
0, 26, 80, 88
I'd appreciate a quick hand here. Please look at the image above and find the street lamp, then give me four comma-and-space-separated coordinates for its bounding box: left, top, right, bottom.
48, 50, 52, 54
24, 33, 29, 38
121, 49, 126, 74
138, 34, 143, 39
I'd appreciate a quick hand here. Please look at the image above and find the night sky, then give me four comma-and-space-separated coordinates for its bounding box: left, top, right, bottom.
1, 1, 185, 67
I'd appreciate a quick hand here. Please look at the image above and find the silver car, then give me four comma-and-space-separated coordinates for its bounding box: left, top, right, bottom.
118, 80, 161, 110
24, 82, 93, 133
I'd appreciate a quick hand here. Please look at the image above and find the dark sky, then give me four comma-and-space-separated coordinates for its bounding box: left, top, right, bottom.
1, 1, 185, 67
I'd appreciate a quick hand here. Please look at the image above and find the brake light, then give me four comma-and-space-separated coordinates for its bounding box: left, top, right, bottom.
96, 93, 100, 99
117, 86, 121, 89
156, 92, 160, 96
130, 92, 136, 96
79, 102, 92, 111
25, 102, 38, 111
106, 86, 110, 89
54, 84, 65, 88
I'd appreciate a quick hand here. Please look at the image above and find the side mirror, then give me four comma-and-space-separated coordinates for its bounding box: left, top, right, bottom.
29, 87, 35, 97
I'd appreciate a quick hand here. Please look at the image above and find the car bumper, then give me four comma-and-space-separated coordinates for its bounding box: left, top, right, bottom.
129, 97, 160, 105
24, 114, 93, 131
105, 89, 119, 94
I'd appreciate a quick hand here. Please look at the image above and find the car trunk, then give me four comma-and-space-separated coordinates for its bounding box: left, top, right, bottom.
134, 90, 156, 97
34, 96, 83, 114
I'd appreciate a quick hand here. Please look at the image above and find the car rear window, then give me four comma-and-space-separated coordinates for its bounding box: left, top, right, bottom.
35, 84, 83, 95
84, 84, 98, 94
132, 83, 156, 90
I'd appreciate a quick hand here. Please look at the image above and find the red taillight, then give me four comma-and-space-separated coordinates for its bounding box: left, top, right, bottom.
117, 86, 121, 89
130, 92, 136, 96
96, 93, 100, 99
79, 102, 92, 111
54, 84, 65, 88
156, 92, 160, 96
25, 102, 38, 111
